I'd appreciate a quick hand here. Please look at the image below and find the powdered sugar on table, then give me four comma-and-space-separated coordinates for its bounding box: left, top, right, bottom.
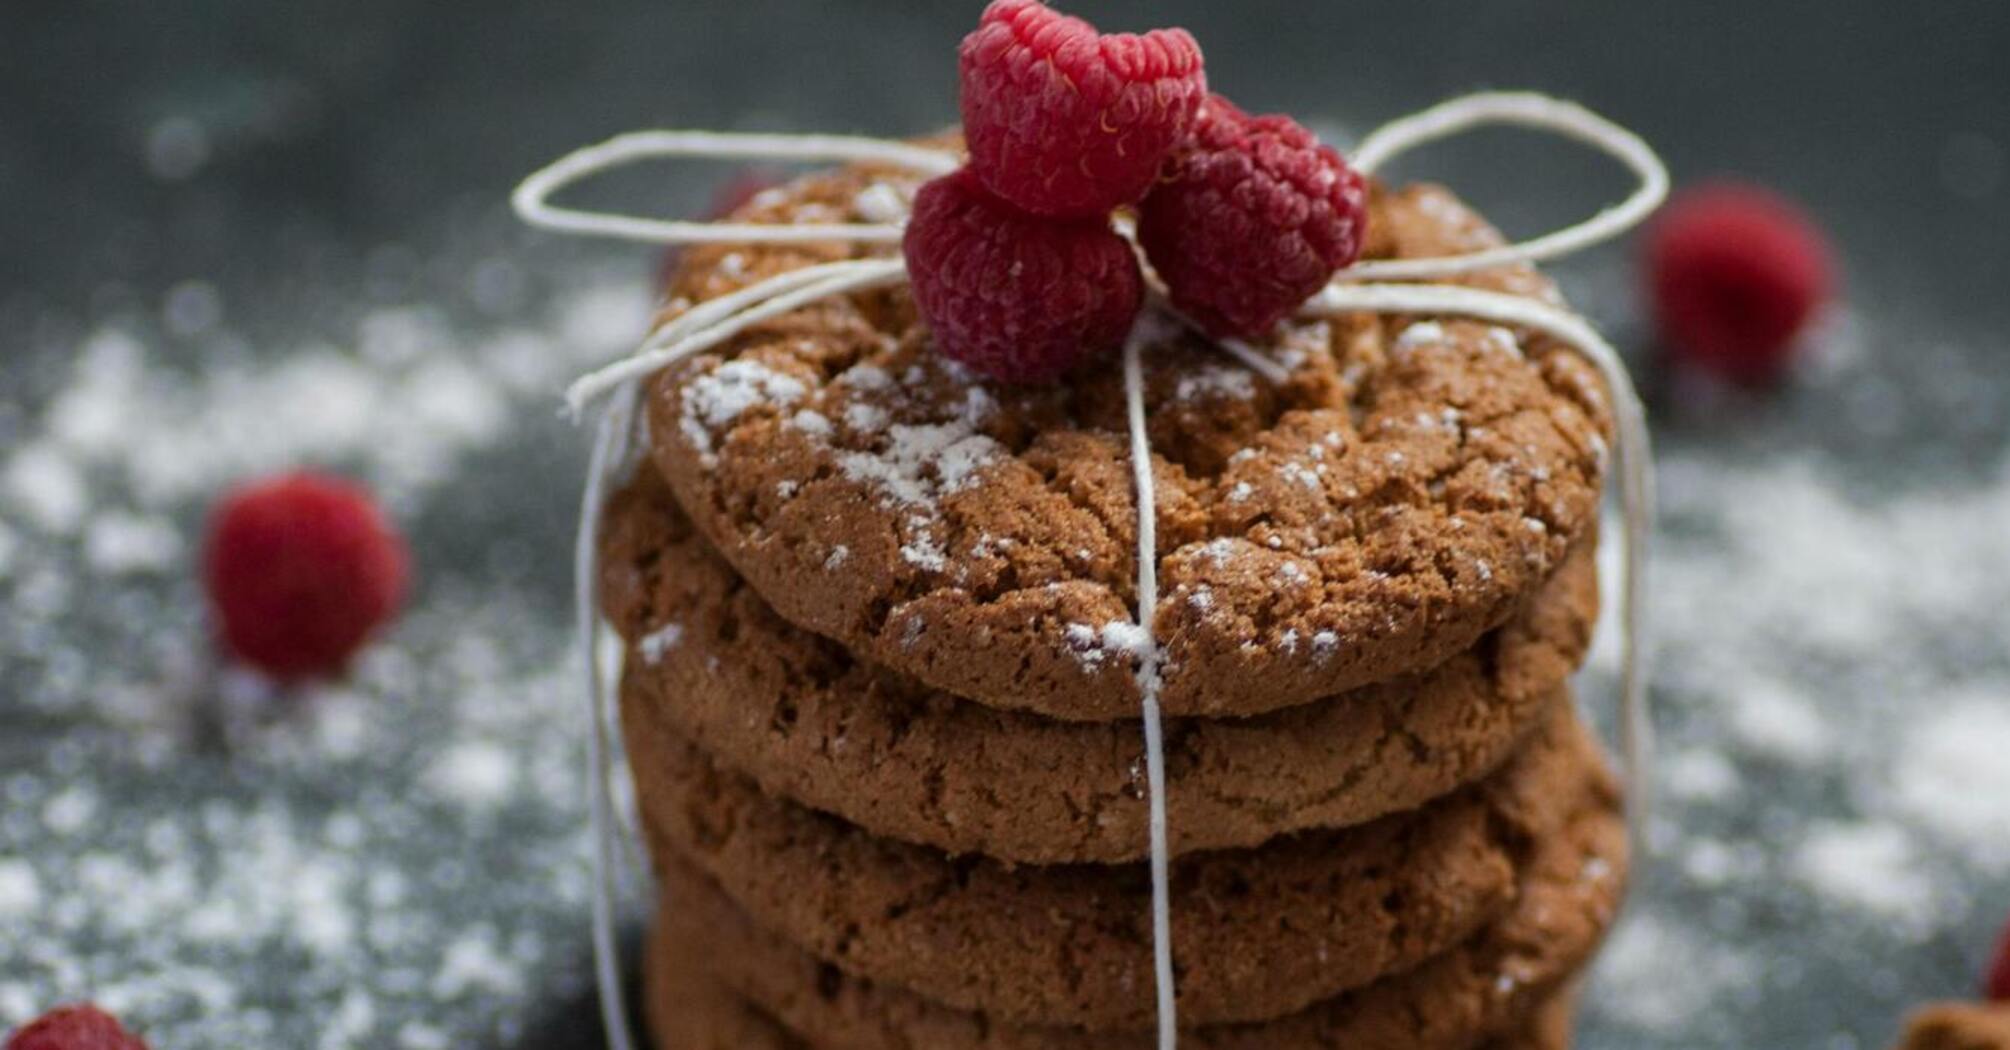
1, 251, 649, 1047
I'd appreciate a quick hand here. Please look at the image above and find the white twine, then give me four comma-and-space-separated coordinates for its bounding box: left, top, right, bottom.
1121, 331, 1178, 1050
518, 90, 1665, 1050
574, 381, 642, 1050
565, 258, 909, 418
1344, 92, 1669, 281
512, 130, 956, 246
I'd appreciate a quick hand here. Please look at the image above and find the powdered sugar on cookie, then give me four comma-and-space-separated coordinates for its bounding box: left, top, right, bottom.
677, 359, 808, 461
1062, 619, 1152, 673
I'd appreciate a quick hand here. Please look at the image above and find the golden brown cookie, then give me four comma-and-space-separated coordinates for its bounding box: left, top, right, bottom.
601, 470, 1597, 864
625, 694, 1611, 1031
1894, 1003, 2010, 1050
639, 763, 1625, 1050
643, 163, 1612, 722
643, 925, 1580, 1050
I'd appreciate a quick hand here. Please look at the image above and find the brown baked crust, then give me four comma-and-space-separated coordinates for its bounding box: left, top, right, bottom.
625, 694, 1608, 1031
642, 920, 1580, 1050
639, 757, 1624, 1050
602, 468, 1598, 864
644, 164, 1611, 722
1894, 1003, 2010, 1050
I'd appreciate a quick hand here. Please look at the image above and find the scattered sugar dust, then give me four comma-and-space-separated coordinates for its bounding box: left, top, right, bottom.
0, 245, 650, 1046
1576, 300, 2010, 1048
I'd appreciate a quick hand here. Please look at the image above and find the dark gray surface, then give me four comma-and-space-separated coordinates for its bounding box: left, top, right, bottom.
3, 2, 2010, 1048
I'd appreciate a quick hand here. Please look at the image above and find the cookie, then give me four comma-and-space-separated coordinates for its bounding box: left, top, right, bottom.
1893, 1003, 2010, 1050
624, 694, 1609, 1031
642, 922, 1580, 1050
640, 763, 1625, 1050
643, 164, 1611, 721
602, 470, 1598, 864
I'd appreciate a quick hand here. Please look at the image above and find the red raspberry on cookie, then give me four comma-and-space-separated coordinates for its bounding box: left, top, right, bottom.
203, 471, 410, 682
1138, 93, 1368, 340
1645, 182, 1833, 386
902, 166, 1142, 383
959, 0, 1206, 218
5, 1005, 149, 1050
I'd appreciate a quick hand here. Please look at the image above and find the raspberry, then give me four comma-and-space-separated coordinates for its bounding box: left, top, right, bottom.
1137, 94, 1368, 340
202, 471, 409, 681
903, 167, 1142, 383
5, 1005, 149, 1050
1987, 913, 2010, 1000
1646, 182, 1833, 386
959, 0, 1206, 218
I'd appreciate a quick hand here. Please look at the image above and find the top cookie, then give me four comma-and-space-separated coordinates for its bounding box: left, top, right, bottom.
645, 164, 1611, 721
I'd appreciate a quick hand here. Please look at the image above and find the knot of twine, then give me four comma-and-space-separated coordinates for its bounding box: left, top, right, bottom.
516, 91, 1665, 1050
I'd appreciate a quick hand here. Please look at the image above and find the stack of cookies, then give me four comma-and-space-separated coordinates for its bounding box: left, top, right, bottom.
599, 162, 1628, 1050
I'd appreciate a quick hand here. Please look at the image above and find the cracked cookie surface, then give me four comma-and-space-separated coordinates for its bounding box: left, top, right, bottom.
602, 470, 1598, 863
625, 699, 1606, 1031
644, 162, 1611, 721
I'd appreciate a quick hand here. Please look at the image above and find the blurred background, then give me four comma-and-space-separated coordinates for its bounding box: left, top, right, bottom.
3, 1, 2008, 1047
